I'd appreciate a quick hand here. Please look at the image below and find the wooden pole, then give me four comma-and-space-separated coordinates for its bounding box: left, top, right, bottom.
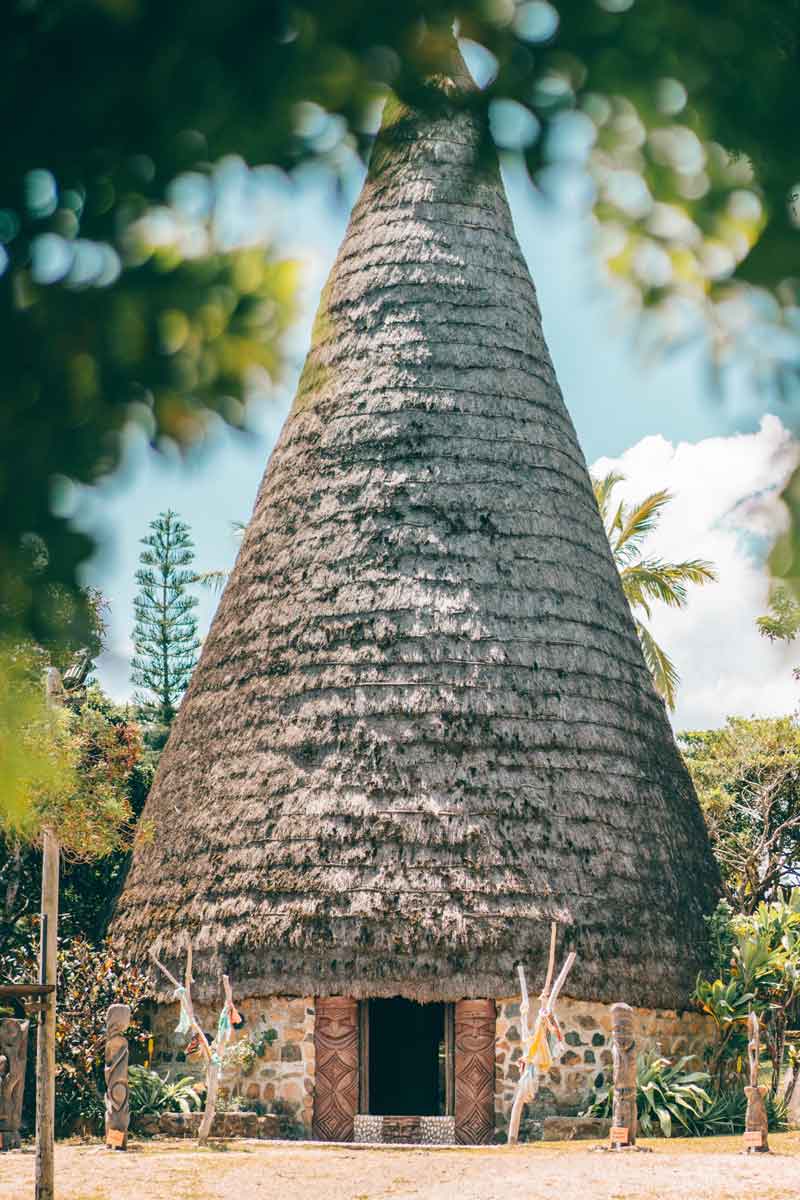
36, 667, 62, 1200
35, 826, 59, 1200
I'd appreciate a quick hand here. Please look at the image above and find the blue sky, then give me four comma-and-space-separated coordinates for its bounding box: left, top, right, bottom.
73, 122, 797, 730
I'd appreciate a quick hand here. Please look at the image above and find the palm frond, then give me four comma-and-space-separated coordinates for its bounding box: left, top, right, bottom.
635, 618, 680, 710
592, 470, 627, 526
621, 558, 716, 610
612, 489, 672, 561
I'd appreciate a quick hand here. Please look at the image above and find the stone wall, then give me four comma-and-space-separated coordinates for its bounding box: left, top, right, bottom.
151, 995, 315, 1137
153, 991, 716, 1144
494, 996, 716, 1141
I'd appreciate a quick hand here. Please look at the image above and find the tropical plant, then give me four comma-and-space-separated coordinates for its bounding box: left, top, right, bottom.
592, 471, 716, 708
223, 1024, 279, 1076
680, 717, 800, 912
693, 892, 800, 1095
128, 1066, 202, 1121
582, 1053, 713, 1138
681, 1087, 786, 1137
131, 510, 200, 734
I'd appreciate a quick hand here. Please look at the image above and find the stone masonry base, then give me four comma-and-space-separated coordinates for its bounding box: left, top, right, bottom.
495, 995, 716, 1141
151, 992, 716, 1144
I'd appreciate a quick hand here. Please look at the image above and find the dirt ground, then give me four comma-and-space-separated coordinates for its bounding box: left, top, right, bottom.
1, 1134, 799, 1200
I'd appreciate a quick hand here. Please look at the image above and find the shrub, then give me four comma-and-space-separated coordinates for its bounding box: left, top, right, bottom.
581, 1051, 788, 1137
129, 1065, 201, 1126
582, 1053, 712, 1137
0, 928, 152, 1136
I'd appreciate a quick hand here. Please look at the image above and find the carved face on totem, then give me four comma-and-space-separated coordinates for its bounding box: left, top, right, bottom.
106, 1004, 132, 1039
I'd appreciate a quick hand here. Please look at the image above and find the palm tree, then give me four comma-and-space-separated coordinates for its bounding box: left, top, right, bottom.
592, 471, 717, 709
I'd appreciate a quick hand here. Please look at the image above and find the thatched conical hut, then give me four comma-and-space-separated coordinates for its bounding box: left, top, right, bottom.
113, 52, 719, 1144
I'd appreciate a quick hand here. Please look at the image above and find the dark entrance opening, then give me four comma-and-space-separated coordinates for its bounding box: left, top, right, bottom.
368, 998, 446, 1116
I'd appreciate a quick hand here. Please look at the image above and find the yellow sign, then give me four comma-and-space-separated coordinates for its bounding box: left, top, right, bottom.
106, 1128, 126, 1149
610, 1126, 629, 1145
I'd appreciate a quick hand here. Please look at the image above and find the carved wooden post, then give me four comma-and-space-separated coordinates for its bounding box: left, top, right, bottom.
743, 1012, 769, 1153
313, 997, 359, 1142
454, 999, 496, 1145
0, 1019, 31, 1151
610, 1003, 637, 1149
104, 1004, 131, 1150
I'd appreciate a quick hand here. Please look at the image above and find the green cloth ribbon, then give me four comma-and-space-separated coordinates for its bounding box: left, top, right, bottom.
173, 986, 191, 1036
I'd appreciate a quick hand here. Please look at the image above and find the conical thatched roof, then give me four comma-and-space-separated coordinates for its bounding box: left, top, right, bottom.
113, 56, 719, 1009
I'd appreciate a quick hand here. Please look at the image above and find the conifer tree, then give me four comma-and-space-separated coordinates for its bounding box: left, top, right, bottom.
131, 511, 200, 731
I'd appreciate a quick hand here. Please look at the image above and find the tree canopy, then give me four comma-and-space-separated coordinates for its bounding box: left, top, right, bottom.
2, 0, 797, 655
131, 510, 200, 732
681, 715, 800, 913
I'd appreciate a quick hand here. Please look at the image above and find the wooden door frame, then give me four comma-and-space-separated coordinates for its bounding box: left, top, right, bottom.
357, 999, 455, 1116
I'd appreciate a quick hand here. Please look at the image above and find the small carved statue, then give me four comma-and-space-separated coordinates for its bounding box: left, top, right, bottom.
610, 1003, 637, 1149
0, 1018, 31, 1151
104, 1004, 132, 1150
743, 1011, 769, 1153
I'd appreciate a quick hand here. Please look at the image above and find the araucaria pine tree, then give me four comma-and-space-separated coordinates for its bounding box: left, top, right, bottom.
131, 511, 200, 729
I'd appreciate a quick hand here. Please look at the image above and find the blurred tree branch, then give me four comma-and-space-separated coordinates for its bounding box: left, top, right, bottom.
1, 0, 797, 651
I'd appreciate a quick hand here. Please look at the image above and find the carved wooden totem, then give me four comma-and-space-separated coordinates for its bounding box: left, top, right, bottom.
313, 996, 359, 1141
454, 999, 496, 1145
104, 1003, 131, 1150
0, 1019, 30, 1152
744, 1011, 769, 1153
610, 1002, 637, 1148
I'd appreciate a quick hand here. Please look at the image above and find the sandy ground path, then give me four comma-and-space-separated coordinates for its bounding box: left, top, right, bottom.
1, 1134, 799, 1200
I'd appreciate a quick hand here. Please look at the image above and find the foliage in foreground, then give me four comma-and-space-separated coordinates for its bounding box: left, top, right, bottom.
681, 716, 800, 913
581, 1051, 787, 1138
592, 471, 716, 708
3, 0, 797, 662
0, 931, 153, 1137
0, 647, 145, 845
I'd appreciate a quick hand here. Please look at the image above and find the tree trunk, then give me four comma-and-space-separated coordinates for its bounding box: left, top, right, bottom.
198, 1061, 220, 1144
2, 839, 22, 924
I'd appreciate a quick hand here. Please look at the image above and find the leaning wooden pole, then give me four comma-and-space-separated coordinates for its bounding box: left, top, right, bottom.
35, 669, 62, 1200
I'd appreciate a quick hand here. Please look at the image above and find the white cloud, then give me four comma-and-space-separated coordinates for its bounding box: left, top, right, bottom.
591, 414, 800, 731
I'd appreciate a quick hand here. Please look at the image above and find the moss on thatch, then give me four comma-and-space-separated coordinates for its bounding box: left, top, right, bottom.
112, 52, 719, 1007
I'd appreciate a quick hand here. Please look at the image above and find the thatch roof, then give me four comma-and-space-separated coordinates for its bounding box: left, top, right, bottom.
112, 53, 719, 1009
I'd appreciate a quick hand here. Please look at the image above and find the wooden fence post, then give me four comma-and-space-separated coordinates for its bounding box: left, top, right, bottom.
35, 667, 62, 1200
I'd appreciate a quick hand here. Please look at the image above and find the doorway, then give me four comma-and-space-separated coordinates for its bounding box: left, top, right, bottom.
364, 999, 452, 1116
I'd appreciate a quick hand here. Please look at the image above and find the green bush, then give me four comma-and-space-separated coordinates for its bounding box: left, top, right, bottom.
129, 1066, 201, 1126
582, 1053, 712, 1137
0, 928, 152, 1137
688, 1088, 787, 1136
582, 1051, 788, 1137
